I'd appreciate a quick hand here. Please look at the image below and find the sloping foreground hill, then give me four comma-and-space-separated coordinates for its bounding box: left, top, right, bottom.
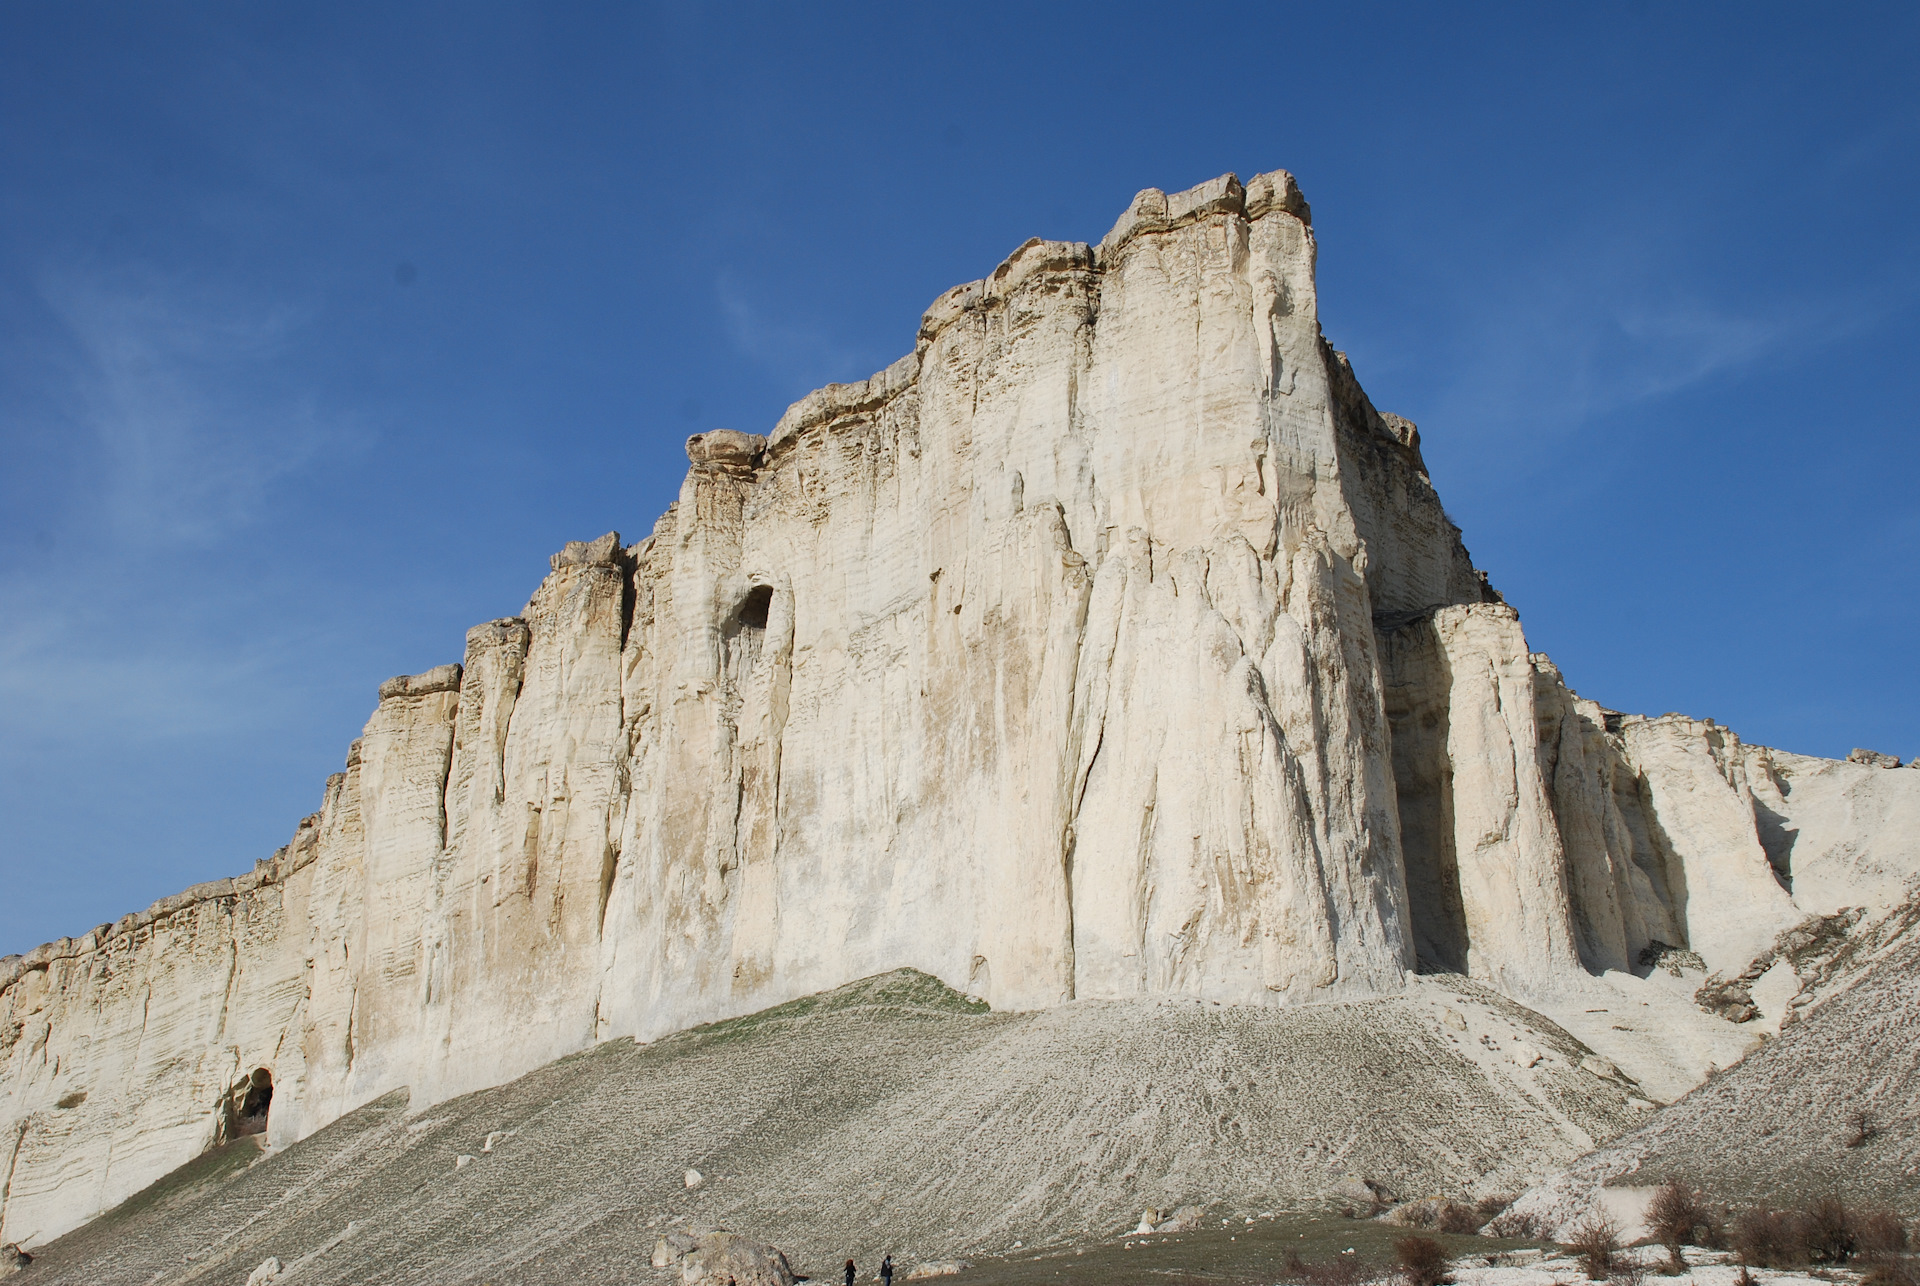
1511, 907, 1920, 1234
16, 970, 1642, 1286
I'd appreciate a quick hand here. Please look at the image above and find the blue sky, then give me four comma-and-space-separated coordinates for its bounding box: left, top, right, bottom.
3, 3, 1917, 956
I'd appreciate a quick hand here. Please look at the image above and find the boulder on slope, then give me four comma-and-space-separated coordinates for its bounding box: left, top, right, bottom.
677, 1232, 796, 1286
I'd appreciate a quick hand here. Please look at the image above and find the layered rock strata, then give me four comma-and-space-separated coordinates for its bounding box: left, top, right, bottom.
3, 170, 1916, 1247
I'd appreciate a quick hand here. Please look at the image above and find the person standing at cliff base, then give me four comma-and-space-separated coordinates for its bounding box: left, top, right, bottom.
880, 1254, 894, 1286
845, 1258, 856, 1286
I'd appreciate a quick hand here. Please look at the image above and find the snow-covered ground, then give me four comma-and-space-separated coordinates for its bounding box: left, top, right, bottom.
1452, 1244, 1867, 1286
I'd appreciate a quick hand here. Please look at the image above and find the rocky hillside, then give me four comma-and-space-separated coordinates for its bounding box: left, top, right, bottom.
1510, 900, 1920, 1233
13, 969, 1651, 1286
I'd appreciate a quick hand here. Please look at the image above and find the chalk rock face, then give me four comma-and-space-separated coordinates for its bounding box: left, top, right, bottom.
4, 170, 1918, 1249
1380, 605, 1583, 991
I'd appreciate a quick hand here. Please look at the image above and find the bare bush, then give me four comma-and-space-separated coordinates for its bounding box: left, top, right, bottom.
1732, 1205, 1804, 1269
1646, 1181, 1693, 1269
1396, 1235, 1452, 1286
1389, 1200, 1440, 1229
1845, 1109, 1879, 1148
1474, 1194, 1516, 1231
1487, 1208, 1548, 1240
1609, 1256, 1648, 1286
1803, 1195, 1858, 1264
1390, 1199, 1480, 1234
1857, 1210, 1911, 1257
1284, 1250, 1381, 1286
1568, 1213, 1623, 1280
1386, 1197, 1478, 1233
1694, 1203, 1728, 1250
1861, 1258, 1919, 1286
1646, 1181, 1721, 1270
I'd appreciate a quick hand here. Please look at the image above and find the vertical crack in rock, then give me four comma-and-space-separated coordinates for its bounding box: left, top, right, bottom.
0, 1120, 26, 1229
342, 983, 357, 1075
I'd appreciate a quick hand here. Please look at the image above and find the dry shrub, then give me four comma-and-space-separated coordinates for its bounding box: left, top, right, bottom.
1395, 1236, 1451, 1286
1388, 1200, 1439, 1229
1803, 1195, 1858, 1264
1646, 1181, 1723, 1268
1646, 1182, 1694, 1267
1283, 1249, 1382, 1286
1857, 1210, 1911, 1257
1693, 1203, 1728, 1250
1390, 1199, 1482, 1234
1609, 1257, 1648, 1286
1318, 1267, 1372, 1286
1487, 1208, 1548, 1240
1732, 1205, 1804, 1269
1568, 1212, 1623, 1280
1861, 1258, 1920, 1286
1477, 1194, 1516, 1224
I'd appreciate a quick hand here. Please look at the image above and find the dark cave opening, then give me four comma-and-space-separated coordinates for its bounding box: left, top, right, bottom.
235, 1068, 273, 1137
737, 584, 773, 631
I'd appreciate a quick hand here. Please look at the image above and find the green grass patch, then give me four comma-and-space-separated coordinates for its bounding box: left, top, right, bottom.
674, 968, 990, 1048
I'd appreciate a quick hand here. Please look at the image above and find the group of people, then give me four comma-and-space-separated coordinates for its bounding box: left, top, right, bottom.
844, 1254, 893, 1286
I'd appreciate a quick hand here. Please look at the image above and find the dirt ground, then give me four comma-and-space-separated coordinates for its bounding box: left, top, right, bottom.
12, 970, 1646, 1285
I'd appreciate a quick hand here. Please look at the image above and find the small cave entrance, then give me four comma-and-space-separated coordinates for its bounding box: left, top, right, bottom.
736, 584, 772, 631
233, 1068, 273, 1138
723, 585, 775, 676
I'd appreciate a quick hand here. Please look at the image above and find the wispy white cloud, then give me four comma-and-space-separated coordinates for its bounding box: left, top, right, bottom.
1601, 295, 1790, 403
1391, 225, 1915, 454
33, 264, 348, 546
0, 590, 302, 744
0, 264, 368, 746
715, 271, 885, 394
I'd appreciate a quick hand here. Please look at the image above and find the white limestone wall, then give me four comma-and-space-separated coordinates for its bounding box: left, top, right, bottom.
5, 170, 1917, 1249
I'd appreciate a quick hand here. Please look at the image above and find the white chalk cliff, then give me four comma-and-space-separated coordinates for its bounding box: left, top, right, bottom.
3, 171, 1916, 1248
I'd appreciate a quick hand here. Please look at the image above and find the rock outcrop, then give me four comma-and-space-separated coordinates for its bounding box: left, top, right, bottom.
3, 170, 1916, 1248
664, 1231, 798, 1286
